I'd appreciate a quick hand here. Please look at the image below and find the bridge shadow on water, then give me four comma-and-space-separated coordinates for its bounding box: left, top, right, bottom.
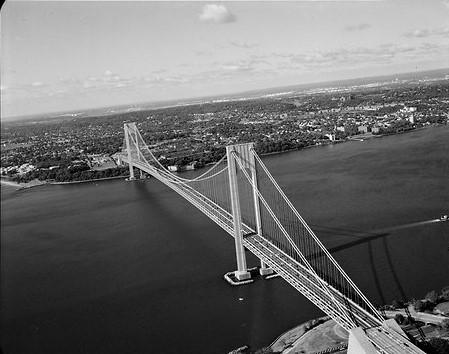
132, 177, 414, 305
131, 181, 230, 264
311, 224, 407, 305
310, 224, 390, 253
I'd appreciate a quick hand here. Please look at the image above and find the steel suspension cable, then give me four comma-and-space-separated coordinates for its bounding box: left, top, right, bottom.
251, 148, 384, 324
232, 151, 357, 328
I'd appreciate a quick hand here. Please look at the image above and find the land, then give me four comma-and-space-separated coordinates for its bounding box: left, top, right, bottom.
0, 177, 47, 189
1, 70, 448, 185
261, 286, 449, 354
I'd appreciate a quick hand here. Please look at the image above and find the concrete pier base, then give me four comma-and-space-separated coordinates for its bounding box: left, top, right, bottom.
348, 319, 424, 354
224, 271, 253, 286
259, 267, 274, 276
235, 270, 251, 281
348, 327, 377, 354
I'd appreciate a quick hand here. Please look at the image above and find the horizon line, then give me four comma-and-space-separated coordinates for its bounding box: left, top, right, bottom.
2, 66, 448, 122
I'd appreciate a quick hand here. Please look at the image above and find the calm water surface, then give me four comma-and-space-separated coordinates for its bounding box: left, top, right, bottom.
2, 126, 449, 353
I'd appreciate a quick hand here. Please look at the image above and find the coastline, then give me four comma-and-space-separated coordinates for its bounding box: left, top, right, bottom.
1, 178, 47, 190
268, 316, 350, 354
259, 123, 444, 158
268, 284, 449, 354
269, 316, 329, 352
2, 123, 445, 191
49, 175, 127, 185
1, 175, 128, 190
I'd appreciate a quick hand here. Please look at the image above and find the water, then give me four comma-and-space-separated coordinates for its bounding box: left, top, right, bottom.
2, 126, 449, 354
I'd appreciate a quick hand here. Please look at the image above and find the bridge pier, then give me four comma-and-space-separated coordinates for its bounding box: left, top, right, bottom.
348, 319, 425, 354
248, 145, 274, 277
127, 166, 136, 181
259, 261, 274, 276
227, 145, 251, 283
124, 123, 136, 181
348, 327, 377, 354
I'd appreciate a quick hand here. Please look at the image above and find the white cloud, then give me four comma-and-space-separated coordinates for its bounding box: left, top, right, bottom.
230, 40, 258, 49
270, 42, 449, 71
344, 23, 371, 32
404, 27, 449, 38
31, 81, 44, 87
199, 4, 236, 24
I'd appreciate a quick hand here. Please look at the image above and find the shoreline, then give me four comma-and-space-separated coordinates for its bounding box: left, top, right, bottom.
2, 123, 445, 191
1, 175, 128, 190
1, 178, 48, 190
259, 123, 444, 158
49, 175, 127, 185
268, 285, 449, 354
269, 316, 329, 352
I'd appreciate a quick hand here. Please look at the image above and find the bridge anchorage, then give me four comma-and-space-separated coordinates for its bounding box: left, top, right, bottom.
120, 122, 425, 354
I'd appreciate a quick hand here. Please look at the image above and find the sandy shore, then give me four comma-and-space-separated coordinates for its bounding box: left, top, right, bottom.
1, 175, 128, 190
1, 178, 47, 189
0, 179, 22, 188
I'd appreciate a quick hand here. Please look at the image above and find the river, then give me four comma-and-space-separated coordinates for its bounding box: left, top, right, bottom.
1, 126, 448, 353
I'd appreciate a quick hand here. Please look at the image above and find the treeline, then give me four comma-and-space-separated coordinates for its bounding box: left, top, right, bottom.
13, 166, 129, 183
165, 146, 226, 168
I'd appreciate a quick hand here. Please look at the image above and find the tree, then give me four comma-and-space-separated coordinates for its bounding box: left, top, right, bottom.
414, 300, 426, 312
425, 290, 438, 303
442, 319, 449, 330
441, 286, 449, 301
394, 314, 405, 325
391, 299, 404, 309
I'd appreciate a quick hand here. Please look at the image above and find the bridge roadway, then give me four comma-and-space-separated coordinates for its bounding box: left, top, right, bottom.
123, 156, 424, 354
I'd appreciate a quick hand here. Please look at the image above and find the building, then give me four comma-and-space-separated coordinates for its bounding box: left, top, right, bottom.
17, 163, 36, 175
358, 125, 369, 134
325, 133, 336, 141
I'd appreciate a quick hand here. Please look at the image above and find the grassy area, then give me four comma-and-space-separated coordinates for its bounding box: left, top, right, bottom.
290, 319, 348, 354
270, 317, 329, 353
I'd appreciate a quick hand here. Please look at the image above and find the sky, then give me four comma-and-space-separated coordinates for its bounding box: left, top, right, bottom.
1, 0, 449, 119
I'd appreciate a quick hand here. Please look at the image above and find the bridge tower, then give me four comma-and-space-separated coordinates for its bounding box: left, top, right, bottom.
124, 123, 140, 180
226, 143, 273, 281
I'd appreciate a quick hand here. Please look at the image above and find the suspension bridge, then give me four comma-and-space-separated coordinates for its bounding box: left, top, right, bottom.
118, 122, 425, 354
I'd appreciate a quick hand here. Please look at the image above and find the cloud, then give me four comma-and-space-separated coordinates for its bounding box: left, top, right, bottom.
220, 63, 254, 72
199, 4, 236, 24
270, 42, 448, 72
31, 81, 44, 87
442, 0, 449, 10
404, 27, 449, 38
195, 50, 212, 57
345, 23, 371, 32
230, 40, 258, 49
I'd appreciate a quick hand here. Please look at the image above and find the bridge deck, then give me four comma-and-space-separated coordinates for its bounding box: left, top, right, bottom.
121, 152, 425, 354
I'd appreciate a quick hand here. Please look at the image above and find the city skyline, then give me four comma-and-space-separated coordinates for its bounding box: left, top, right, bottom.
1, 0, 449, 119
